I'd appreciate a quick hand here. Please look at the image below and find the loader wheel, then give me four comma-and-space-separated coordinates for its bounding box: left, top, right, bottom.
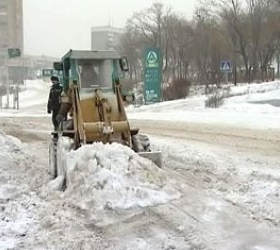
132, 134, 151, 152
49, 135, 58, 179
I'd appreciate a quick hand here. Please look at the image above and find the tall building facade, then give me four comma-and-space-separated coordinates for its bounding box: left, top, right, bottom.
0, 0, 23, 66
91, 26, 123, 51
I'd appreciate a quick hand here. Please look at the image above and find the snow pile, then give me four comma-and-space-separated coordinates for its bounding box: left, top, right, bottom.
230, 80, 280, 96
127, 81, 280, 129
0, 131, 25, 170
62, 142, 180, 211
220, 81, 280, 113
0, 132, 37, 250
130, 81, 280, 111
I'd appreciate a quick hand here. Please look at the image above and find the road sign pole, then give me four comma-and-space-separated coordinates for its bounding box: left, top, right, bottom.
220, 60, 232, 84
16, 85, 19, 110
5, 54, 9, 108
225, 72, 228, 84
13, 86, 15, 109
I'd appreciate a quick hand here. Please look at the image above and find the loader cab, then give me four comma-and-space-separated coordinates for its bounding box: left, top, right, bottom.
54, 50, 129, 94
77, 59, 112, 91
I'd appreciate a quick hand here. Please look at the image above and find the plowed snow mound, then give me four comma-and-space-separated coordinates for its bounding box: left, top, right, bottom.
0, 131, 25, 167
63, 143, 180, 210
0, 132, 37, 250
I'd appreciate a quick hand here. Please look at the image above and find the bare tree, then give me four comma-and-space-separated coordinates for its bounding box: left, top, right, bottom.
119, 26, 143, 81
129, 2, 165, 47
162, 14, 193, 81
203, 0, 280, 82
118, 0, 280, 100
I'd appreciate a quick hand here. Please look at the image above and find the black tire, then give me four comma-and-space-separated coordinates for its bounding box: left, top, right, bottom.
132, 134, 151, 153
49, 138, 58, 179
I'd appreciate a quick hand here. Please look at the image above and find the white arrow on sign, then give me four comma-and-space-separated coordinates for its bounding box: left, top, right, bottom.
220, 61, 232, 72
147, 51, 158, 64
222, 62, 231, 71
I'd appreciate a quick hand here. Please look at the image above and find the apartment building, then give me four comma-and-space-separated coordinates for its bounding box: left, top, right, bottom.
91, 26, 123, 51
0, 0, 23, 66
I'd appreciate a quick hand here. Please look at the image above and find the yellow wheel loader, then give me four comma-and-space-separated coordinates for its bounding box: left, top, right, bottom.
49, 50, 162, 186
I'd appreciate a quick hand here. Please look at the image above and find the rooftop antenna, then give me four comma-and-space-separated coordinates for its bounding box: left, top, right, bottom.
108, 11, 111, 27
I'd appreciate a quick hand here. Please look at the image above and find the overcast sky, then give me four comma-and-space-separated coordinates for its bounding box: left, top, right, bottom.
23, 0, 197, 57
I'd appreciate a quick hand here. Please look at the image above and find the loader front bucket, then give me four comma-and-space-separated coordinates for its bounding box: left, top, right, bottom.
138, 151, 162, 168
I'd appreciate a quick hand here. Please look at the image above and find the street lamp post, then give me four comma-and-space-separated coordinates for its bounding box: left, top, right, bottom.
234, 49, 241, 86
234, 52, 237, 86
5, 53, 10, 108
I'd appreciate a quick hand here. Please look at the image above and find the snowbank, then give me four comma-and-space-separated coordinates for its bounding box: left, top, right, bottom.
230, 80, 280, 96
127, 81, 280, 130
0, 132, 36, 250
0, 131, 25, 170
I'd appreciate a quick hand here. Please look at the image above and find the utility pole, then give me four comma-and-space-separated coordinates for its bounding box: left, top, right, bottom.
6, 48, 21, 109
5, 53, 10, 109
16, 85, 19, 109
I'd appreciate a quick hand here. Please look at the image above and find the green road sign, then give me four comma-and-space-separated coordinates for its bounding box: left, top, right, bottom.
8, 48, 21, 58
144, 47, 162, 104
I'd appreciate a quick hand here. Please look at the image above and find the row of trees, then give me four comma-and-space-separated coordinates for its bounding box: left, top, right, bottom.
119, 0, 280, 94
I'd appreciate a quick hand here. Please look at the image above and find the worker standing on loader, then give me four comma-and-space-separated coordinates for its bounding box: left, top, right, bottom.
47, 76, 63, 130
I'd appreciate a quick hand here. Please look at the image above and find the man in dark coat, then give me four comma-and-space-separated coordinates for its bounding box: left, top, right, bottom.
47, 76, 63, 130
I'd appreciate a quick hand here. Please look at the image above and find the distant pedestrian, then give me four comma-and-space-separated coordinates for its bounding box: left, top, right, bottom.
47, 76, 63, 130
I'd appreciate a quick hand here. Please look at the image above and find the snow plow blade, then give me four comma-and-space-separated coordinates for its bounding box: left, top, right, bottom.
138, 151, 162, 168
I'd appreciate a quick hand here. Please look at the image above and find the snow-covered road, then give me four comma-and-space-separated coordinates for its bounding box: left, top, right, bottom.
130, 119, 280, 249
1, 80, 280, 249
1, 115, 280, 250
